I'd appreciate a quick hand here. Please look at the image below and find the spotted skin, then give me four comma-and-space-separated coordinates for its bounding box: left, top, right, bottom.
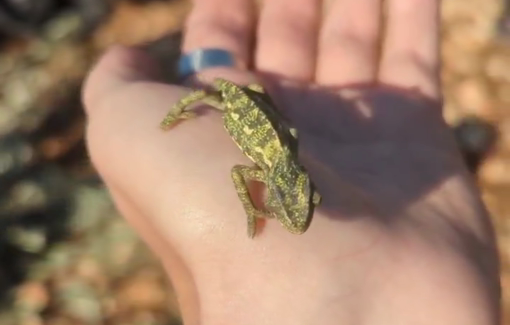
160, 78, 320, 238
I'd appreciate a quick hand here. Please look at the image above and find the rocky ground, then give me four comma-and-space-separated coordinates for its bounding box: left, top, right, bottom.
0, 0, 509, 324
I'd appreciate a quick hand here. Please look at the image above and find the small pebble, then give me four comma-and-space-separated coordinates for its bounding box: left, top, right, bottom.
73, 256, 108, 292
54, 278, 103, 325
453, 116, 498, 171
43, 13, 83, 42
0, 56, 16, 75
454, 78, 494, 117
3, 78, 35, 113
0, 180, 48, 218
0, 107, 20, 137
7, 227, 47, 253
442, 42, 481, 76
15, 281, 49, 313
485, 51, 510, 82
479, 155, 510, 185
17, 314, 43, 325
115, 269, 168, 311
45, 244, 78, 270
25, 40, 53, 63
68, 186, 113, 234
0, 136, 35, 171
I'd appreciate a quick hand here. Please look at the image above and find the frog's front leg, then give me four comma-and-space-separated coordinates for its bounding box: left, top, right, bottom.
231, 164, 274, 238
160, 89, 208, 129
160, 90, 223, 129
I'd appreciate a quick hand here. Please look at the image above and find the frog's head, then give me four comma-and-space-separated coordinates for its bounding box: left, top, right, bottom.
266, 153, 320, 234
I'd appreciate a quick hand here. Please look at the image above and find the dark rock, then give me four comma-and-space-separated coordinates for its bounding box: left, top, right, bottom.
0, 134, 37, 184
0, 0, 56, 37
0, 0, 117, 40
453, 116, 499, 173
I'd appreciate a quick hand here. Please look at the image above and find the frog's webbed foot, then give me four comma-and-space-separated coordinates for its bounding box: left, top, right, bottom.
231, 164, 273, 238
160, 89, 223, 129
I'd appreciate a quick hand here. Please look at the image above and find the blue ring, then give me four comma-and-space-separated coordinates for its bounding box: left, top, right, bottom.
178, 48, 235, 79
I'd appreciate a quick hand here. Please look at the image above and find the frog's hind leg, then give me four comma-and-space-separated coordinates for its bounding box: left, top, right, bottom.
160, 89, 207, 129
160, 89, 223, 129
231, 165, 273, 238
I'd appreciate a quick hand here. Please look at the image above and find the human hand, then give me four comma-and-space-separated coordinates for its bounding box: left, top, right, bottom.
83, 0, 500, 324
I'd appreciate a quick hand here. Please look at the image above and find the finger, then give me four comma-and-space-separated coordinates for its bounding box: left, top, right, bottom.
183, 0, 256, 70
378, 0, 441, 98
316, 0, 382, 86
83, 45, 160, 112
255, 0, 321, 81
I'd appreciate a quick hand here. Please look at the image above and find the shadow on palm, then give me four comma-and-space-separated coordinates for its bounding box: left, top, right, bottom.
270, 82, 471, 227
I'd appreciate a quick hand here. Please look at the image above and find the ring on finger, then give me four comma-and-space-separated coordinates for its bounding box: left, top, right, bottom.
178, 48, 237, 80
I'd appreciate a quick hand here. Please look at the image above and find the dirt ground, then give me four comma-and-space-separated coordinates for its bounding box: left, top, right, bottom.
0, 0, 509, 324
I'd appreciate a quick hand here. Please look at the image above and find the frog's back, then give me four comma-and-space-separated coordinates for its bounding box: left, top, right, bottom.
218, 80, 284, 171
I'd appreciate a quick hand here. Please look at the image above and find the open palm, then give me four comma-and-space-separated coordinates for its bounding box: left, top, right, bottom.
83, 0, 500, 324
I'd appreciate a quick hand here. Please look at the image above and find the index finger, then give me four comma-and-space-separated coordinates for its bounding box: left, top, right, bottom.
378, 0, 441, 99
183, 0, 256, 70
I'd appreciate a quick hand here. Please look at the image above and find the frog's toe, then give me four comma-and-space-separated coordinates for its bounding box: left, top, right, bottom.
247, 83, 265, 93
180, 111, 197, 119
312, 192, 322, 205
160, 117, 180, 129
160, 119, 177, 129
160, 112, 197, 129
247, 215, 257, 238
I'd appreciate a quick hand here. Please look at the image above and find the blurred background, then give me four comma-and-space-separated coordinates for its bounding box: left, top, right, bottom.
0, 0, 508, 324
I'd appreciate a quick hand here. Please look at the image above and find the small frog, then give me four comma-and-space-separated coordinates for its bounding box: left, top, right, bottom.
160, 78, 320, 238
